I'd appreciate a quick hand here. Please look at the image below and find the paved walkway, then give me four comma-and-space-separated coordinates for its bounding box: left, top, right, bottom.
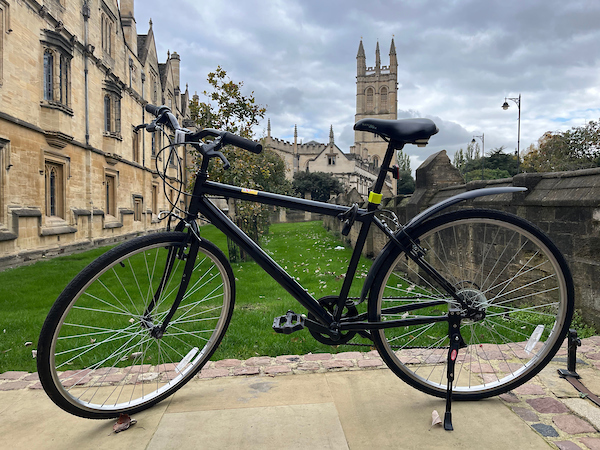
2, 337, 600, 449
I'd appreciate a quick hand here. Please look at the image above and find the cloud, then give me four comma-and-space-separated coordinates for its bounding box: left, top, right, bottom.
134, 0, 600, 162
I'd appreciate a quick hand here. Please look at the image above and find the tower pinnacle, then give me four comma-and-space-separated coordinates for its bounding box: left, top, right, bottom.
357, 40, 366, 76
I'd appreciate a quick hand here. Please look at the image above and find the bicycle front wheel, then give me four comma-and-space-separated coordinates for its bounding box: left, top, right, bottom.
369, 209, 574, 399
37, 232, 235, 418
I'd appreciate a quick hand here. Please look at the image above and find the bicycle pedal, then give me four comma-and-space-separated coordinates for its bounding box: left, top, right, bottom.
272, 310, 305, 334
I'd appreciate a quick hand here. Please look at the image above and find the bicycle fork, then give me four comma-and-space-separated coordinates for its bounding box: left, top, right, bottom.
142, 231, 199, 339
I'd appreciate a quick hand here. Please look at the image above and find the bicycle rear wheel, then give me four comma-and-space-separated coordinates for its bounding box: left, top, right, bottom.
37, 232, 235, 419
369, 209, 573, 399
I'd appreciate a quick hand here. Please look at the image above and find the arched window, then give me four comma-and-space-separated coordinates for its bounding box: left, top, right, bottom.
366, 87, 374, 112
373, 155, 380, 169
101, 14, 114, 56
380, 87, 388, 112
44, 162, 63, 218
43, 50, 54, 101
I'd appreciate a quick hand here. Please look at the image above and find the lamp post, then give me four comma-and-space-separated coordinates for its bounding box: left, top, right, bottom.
471, 133, 484, 180
502, 94, 521, 174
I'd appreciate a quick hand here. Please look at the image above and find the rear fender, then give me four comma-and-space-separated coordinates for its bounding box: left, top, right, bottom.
359, 187, 526, 302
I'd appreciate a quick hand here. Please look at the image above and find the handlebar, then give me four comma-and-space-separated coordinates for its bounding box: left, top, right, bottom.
142, 103, 263, 155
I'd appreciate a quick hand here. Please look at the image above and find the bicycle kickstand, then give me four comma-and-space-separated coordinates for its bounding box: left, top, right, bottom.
444, 309, 465, 431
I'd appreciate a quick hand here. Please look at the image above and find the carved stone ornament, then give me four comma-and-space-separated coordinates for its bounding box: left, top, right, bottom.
104, 153, 122, 165
44, 130, 74, 149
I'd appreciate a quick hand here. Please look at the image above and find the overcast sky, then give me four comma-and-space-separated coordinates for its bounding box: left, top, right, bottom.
133, 0, 600, 169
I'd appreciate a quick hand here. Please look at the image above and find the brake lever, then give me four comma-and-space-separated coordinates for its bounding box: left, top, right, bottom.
200, 137, 230, 169
134, 121, 158, 132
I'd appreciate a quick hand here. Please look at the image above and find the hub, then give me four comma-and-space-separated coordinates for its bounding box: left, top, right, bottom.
456, 286, 489, 322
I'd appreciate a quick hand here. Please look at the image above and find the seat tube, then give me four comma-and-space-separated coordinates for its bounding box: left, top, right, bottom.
373, 141, 401, 194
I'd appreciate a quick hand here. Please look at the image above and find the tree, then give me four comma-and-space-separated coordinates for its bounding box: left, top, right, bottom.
396, 148, 415, 195
523, 120, 600, 172
189, 67, 291, 262
292, 171, 343, 202
189, 66, 265, 138
453, 145, 517, 182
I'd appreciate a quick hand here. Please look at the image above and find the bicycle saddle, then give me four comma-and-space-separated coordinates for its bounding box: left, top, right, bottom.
354, 118, 439, 146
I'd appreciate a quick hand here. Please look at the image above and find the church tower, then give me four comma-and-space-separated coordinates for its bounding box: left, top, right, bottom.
352, 39, 398, 170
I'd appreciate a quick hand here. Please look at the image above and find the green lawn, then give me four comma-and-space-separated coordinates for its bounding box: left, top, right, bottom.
0, 221, 373, 373
1, 220, 594, 375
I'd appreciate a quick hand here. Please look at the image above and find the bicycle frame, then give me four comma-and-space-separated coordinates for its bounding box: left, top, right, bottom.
191, 176, 381, 331
177, 135, 529, 340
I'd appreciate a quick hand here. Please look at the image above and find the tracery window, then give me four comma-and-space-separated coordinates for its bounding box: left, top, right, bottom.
380, 87, 388, 112
43, 50, 54, 101
366, 87, 374, 112
45, 162, 64, 218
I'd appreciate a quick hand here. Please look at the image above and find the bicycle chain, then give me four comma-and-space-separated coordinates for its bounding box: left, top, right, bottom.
340, 297, 447, 350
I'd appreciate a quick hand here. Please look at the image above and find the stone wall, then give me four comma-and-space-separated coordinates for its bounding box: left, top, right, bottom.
0, 0, 191, 270
324, 151, 600, 328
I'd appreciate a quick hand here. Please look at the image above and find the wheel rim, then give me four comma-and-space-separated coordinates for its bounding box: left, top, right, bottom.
375, 215, 570, 396
48, 238, 232, 414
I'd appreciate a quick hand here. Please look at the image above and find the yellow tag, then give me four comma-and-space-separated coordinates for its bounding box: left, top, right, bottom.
368, 191, 383, 205
241, 188, 259, 195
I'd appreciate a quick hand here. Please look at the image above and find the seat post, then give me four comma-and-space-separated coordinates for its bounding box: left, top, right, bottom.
372, 141, 402, 197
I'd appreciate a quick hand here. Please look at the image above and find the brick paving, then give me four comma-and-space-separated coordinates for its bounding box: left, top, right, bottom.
4, 338, 600, 448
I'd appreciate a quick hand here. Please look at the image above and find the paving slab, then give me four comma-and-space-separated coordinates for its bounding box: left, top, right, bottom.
166, 375, 334, 413
3, 358, 600, 450
148, 403, 349, 450
0, 388, 170, 450
323, 369, 548, 450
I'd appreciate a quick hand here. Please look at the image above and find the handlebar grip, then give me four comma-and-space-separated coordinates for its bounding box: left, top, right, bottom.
145, 104, 169, 117
222, 132, 263, 154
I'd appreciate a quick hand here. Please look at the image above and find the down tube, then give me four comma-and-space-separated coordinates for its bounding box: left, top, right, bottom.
198, 196, 334, 327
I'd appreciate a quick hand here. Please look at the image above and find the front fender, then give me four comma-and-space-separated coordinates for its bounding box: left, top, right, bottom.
359, 186, 526, 302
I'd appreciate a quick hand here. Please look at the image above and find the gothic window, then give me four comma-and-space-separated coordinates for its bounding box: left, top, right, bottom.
114, 97, 121, 134
105, 174, 116, 217
133, 196, 143, 222
366, 87, 374, 112
152, 184, 158, 214
132, 128, 140, 163
373, 156, 380, 169
151, 73, 158, 103
151, 131, 161, 157
101, 14, 113, 57
103, 90, 121, 137
45, 162, 64, 218
40, 30, 72, 110
104, 95, 111, 132
380, 87, 388, 113
43, 50, 54, 101
59, 54, 69, 105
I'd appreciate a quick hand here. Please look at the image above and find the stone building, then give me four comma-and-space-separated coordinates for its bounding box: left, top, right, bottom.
264, 121, 383, 198
0, 0, 191, 266
350, 40, 398, 180
265, 39, 397, 200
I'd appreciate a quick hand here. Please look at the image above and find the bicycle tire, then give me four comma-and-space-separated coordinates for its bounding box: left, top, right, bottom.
37, 232, 235, 419
368, 209, 574, 400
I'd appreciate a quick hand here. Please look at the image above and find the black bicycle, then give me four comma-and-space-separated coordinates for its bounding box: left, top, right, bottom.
37, 104, 574, 430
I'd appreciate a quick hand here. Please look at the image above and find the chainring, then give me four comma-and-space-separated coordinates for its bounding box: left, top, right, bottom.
308, 295, 359, 345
